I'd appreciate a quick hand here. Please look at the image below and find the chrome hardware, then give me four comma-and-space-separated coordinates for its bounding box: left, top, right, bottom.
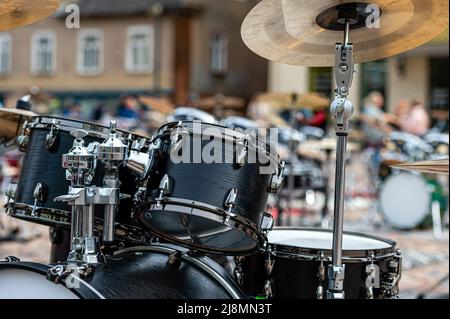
1, 256, 20, 263
47, 263, 95, 284
97, 121, 128, 163
167, 251, 182, 270
260, 212, 274, 232
365, 252, 376, 299
268, 161, 285, 193
316, 251, 326, 299
233, 266, 244, 287
263, 279, 273, 298
236, 136, 249, 166
156, 174, 171, 207
264, 249, 275, 276
380, 251, 402, 298
5, 183, 17, 204
32, 183, 46, 216
224, 188, 238, 223
17, 121, 29, 152
326, 264, 345, 299
45, 119, 59, 150
126, 149, 152, 180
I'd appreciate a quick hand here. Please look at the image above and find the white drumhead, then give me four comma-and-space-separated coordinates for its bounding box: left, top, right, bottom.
268, 228, 392, 251
380, 172, 430, 229
0, 268, 79, 299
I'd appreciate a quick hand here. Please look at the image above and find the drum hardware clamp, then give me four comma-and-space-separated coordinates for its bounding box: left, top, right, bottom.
16, 120, 29, 152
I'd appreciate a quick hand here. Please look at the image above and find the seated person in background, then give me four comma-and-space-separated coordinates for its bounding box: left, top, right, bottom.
398, 98, 430, 136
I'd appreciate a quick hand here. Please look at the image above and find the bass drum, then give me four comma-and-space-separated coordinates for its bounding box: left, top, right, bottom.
380, 172, 447, 229
0, 244, 244, 299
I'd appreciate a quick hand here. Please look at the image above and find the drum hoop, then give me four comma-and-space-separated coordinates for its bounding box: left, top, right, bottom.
157, 121, 281, 167
8, 203, 149, 245
138, 197, 266, 255
28, 116, 149, 141
266, 227, 397, 260
113, 244, 244, 299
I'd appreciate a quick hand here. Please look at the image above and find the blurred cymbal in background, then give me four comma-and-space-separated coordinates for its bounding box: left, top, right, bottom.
0, 0, 60, 32
194, 94, 246, 111
138, 96, 175, 115
0, 108, 36, 142
257, 92, 330, 111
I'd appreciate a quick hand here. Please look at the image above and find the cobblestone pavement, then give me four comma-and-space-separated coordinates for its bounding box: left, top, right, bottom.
0, 153, 448, 299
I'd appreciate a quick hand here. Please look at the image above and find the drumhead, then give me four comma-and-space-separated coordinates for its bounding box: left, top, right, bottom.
380, 172, 430, 229
0, 266, 79, 299
268, 227, 394, 258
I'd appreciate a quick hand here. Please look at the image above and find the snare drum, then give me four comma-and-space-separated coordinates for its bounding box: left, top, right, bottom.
235, 227, 402, 299
6, 116, 150, 244
135, 121, 284, 255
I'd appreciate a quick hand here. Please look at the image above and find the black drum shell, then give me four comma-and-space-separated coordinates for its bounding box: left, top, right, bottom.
0, 244, 245, 299
137, 121, 279, 255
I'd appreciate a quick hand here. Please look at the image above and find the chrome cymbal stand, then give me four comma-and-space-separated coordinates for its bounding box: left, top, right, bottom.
326, 20, 355, 299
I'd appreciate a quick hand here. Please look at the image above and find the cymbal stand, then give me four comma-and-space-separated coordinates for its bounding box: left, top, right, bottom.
326, 20, 355, 299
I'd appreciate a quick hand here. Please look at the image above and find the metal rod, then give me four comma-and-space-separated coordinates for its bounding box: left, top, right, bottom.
103, 204, 116, 243
343, 20, 350, 47
71, 206, 83, 239
82, 205, 94, 237
331, 134, 348, 266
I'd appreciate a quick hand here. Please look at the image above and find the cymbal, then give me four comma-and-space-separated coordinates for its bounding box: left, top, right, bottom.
0, 108, 36, 141
299, 138, 360, 153
0, 0, 60, 32
138, 96, 174, 115
241, 0, 449, 66
194, 95, 246, 110
258, 92, 330, 111
391, 158, 449, 175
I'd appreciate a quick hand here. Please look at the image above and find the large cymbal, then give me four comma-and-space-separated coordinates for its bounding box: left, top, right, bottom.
390, 158, 449, 175
194, 95, 246, 110
0, 108, 36, 142
241, 0, 449, 66
138, 96, 174, 115
0, 0, 60, 32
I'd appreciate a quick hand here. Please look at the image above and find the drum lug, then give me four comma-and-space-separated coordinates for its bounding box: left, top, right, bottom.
268, 161, 285, 193
1, 256, 20, 263
264, 250, 275, 276
156, 174, 172, 207
167, 251, 182, 270
224, 188, 238, 223
17, 120, 29, 152
5, 182, 17, 204
260, 212, 274, 232
45, 119, 59, 150
236, 136, 249, 167
263, 279, 273, 298
170, 121, 188, 152
316, 285, 324, 299
32, 183, 47, 216
233, 256, 245, 287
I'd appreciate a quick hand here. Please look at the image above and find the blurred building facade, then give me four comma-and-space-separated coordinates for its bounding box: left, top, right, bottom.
268, 29, 449, 123
0, 0, 267, 113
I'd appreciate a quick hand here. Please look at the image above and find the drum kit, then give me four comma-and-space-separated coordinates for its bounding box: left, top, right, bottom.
0, 0, 449, 299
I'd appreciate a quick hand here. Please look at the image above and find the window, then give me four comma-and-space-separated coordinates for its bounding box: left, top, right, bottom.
31, 31, 56, 75
309, 67, 333, 98
77, 29, 103, 75
126, 25, 154, 73
210, 33, 228, 75
0, 33, 11, 76
360, 60, 387, 109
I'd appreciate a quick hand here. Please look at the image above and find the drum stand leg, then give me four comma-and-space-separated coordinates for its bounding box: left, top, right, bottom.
326, 19, 355, 299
